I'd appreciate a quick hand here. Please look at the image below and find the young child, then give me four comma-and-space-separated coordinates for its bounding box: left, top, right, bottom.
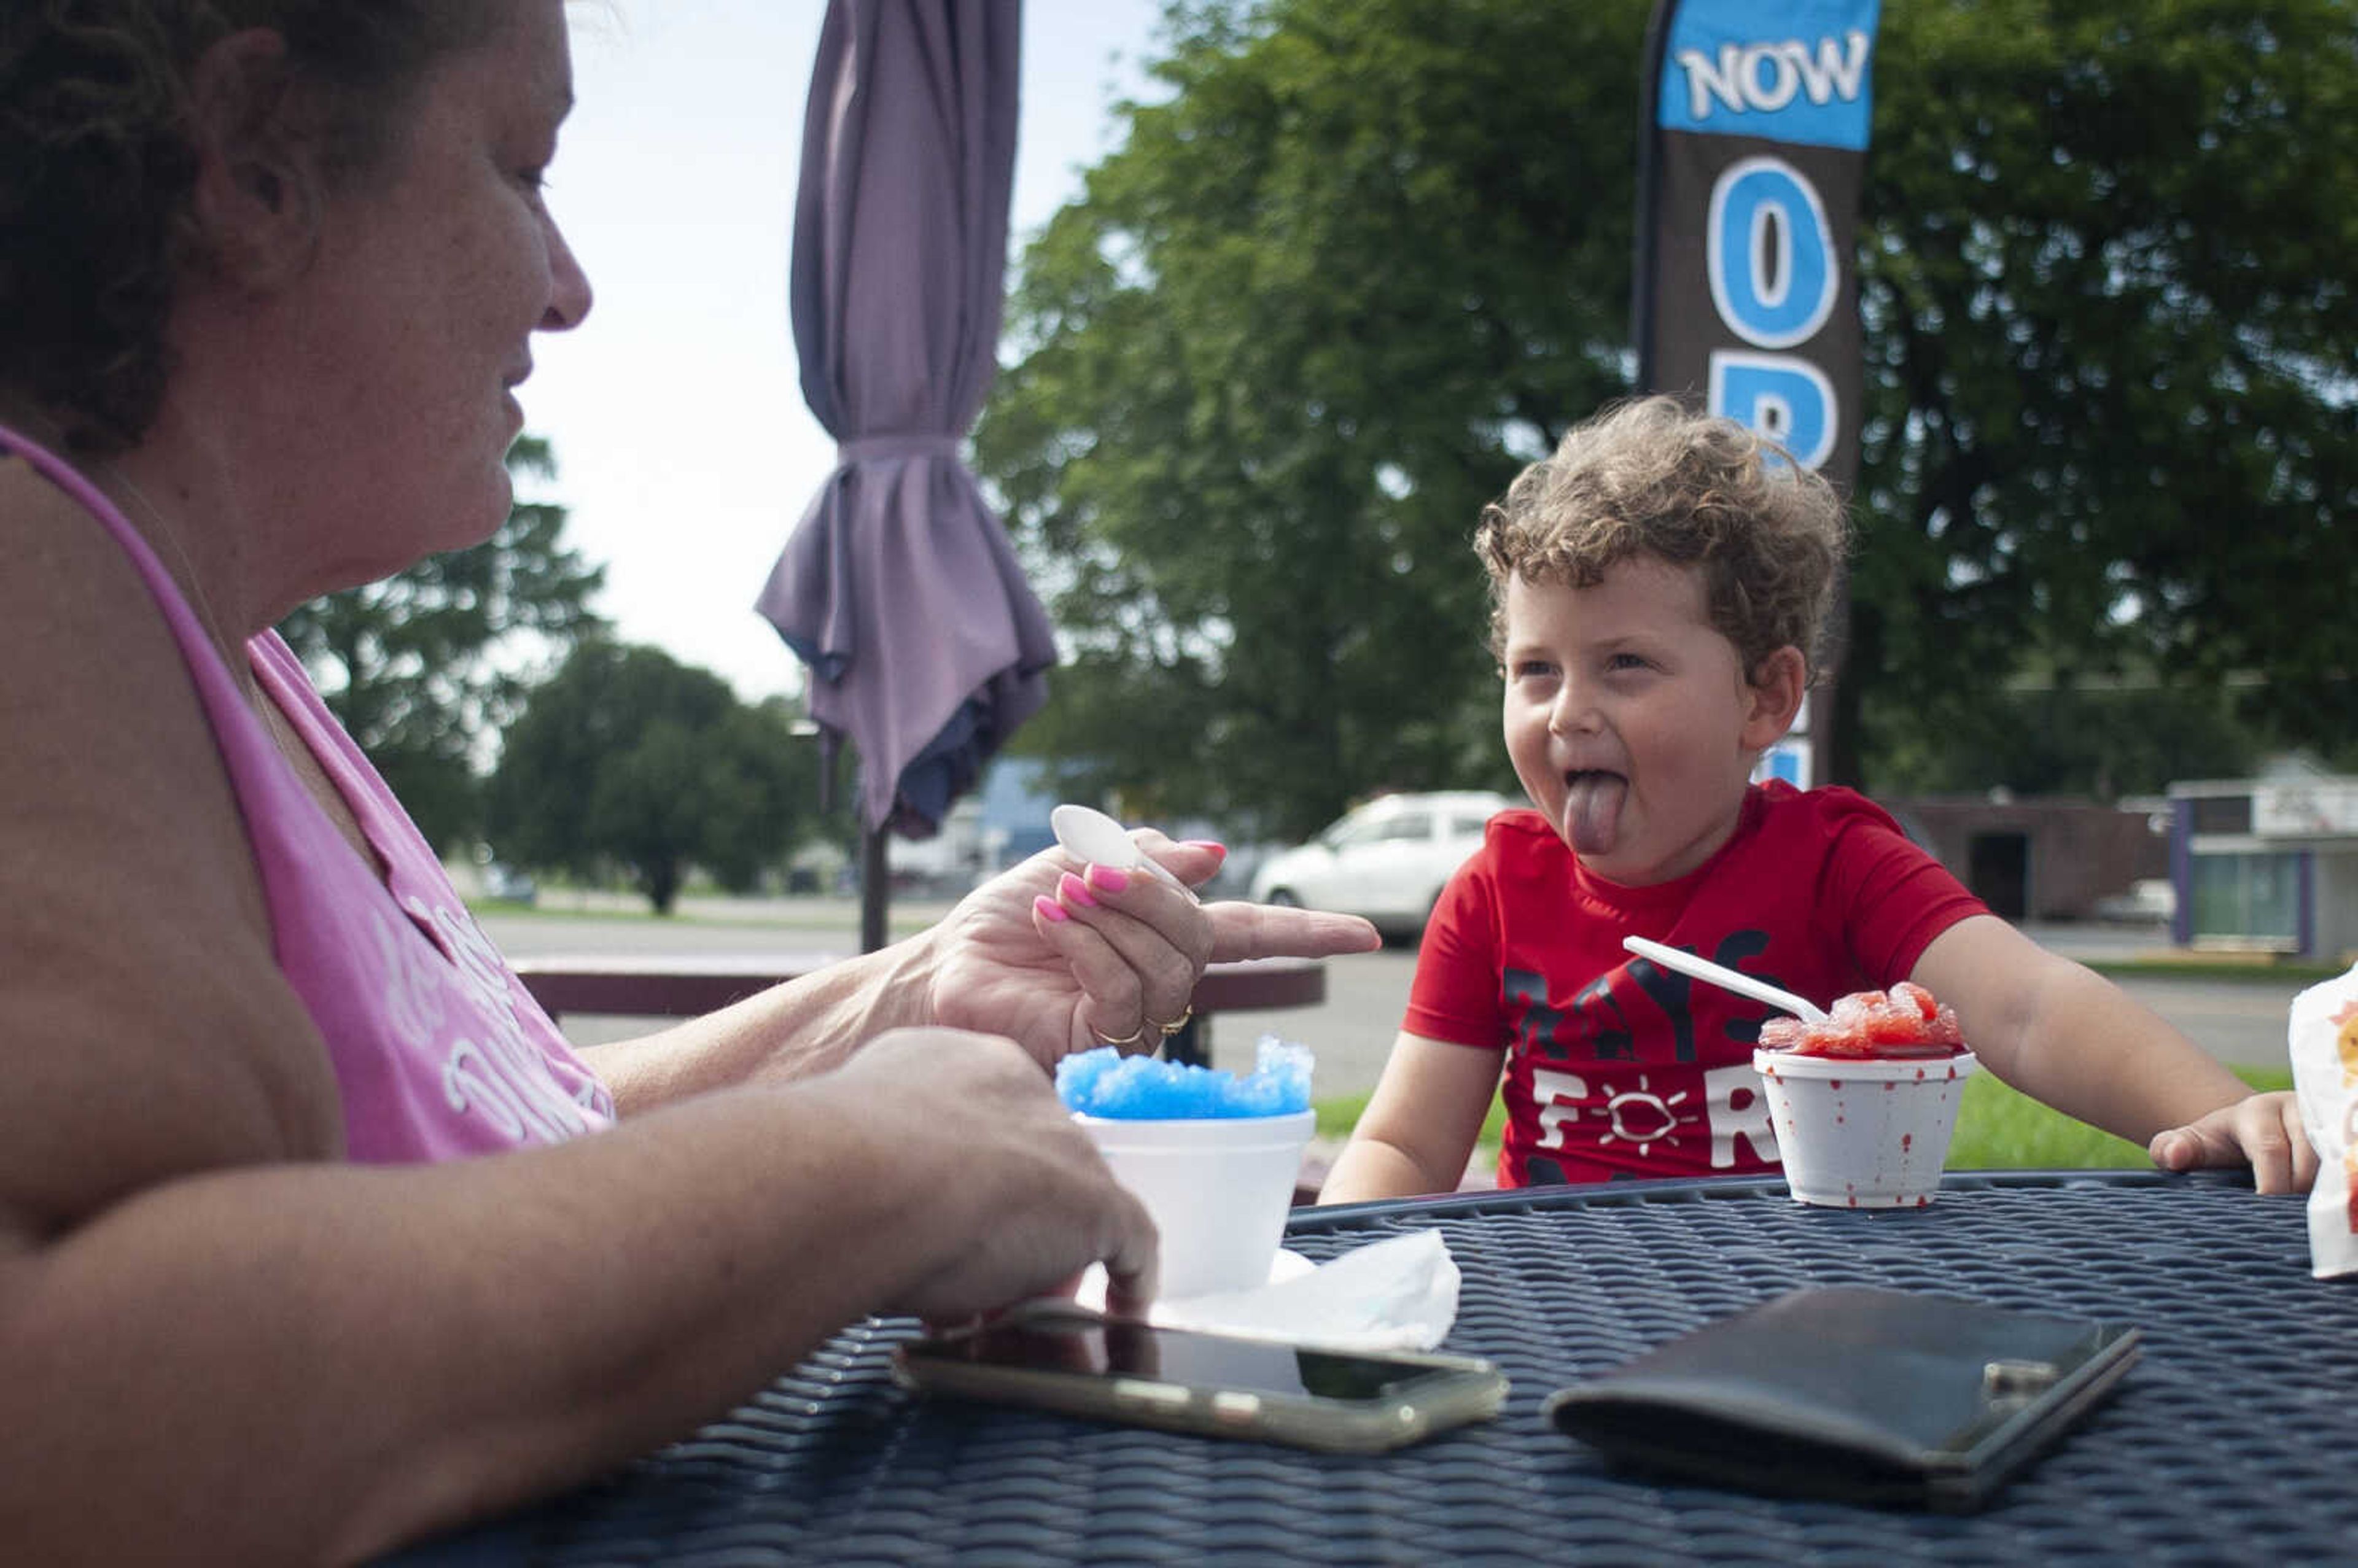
1319, 396, 2310, 1203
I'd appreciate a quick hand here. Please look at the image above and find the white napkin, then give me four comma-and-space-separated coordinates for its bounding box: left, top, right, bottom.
1076, 1229, 1461, 1352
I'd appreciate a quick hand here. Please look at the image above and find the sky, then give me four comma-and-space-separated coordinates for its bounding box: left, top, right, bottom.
526, 0, 1169, 703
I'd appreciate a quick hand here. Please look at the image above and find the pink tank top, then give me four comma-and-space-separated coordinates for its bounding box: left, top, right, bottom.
4, 423, 614, 1159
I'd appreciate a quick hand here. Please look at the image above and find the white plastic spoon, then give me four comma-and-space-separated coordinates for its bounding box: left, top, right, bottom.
1050, 804, 1199, 901
1621, 934, 1828, 1024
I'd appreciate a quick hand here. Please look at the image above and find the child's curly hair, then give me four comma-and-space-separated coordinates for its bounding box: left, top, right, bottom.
1474, 395, 1851, 683
0, 1, 496, 455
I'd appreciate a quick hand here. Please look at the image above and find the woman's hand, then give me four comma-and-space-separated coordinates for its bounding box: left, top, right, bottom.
924, 833, 1380, 1070
834, 1027, 1159, 1318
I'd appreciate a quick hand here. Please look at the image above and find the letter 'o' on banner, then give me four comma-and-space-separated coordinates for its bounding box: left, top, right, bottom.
1706, 155, 1836, 351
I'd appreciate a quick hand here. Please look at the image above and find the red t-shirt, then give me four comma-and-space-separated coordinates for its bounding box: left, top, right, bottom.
1406, 783, 1986, 1187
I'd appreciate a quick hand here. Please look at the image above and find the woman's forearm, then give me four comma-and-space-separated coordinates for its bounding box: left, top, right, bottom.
0, 1074, 955, 1567
578, 928, 943, 1113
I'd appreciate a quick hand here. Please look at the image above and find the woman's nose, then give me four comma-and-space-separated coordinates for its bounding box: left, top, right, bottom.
541, 214, 594, 332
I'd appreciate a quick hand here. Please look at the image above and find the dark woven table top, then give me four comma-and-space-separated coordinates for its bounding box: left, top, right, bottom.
389, 1171, 2354, 1566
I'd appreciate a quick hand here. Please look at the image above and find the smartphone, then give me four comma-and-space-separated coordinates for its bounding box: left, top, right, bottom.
892, 1304, 1509, 1454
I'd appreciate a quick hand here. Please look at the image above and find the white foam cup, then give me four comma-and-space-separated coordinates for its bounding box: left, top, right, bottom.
1751, 1048, 1979, 1209
1075, 1108, 1316, 1298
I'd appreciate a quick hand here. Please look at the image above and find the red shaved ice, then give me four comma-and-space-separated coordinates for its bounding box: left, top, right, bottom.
1759, 980, 1964, 1060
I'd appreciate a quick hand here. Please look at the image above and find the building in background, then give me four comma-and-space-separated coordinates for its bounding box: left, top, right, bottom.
1885, 794, 2169, 924
2168, 758, 2358, 960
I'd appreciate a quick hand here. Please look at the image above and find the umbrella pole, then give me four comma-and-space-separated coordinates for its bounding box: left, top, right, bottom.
860, 823, 889, 953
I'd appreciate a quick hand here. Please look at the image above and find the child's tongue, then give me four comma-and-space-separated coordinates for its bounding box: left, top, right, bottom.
1565, 772, 1627, 855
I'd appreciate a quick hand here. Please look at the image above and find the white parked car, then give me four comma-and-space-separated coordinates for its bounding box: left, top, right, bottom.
2091, 877, 2176, 925
1249, 791, 1516, 939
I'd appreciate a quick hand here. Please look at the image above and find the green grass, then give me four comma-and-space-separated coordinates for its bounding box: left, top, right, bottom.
1945, 1064, 2292, 1171
1312, 1065, 2296, 1171
1314, 1091, 1505, 1152
2086, 957, 2346, 985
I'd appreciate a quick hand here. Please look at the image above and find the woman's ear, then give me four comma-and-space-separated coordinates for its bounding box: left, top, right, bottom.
1740, 645, 1808, 750
182, 30, 319, 291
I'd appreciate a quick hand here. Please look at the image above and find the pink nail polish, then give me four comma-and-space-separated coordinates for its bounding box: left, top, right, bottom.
1033, 894, 1070, 923
1059, 871, 1098, 907
1183, 839, 1228, 858
1086, 863, 1130, 893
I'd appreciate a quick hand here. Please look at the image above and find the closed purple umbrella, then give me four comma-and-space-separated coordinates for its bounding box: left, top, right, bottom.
757, 0, 1051, 949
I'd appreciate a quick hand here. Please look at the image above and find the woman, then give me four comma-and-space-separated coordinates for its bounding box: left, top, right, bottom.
0, 4, 1377, 1562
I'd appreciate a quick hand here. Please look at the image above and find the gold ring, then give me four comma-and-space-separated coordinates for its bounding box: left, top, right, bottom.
1089, 1020, 1148, 1049
1154, 1006, 1194, 1039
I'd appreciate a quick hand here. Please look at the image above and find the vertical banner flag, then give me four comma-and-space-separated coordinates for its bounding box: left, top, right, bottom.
1635, 0, 1880, 786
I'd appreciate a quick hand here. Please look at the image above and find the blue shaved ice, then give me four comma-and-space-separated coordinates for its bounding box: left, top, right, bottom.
1057, 1035, 1313, 1119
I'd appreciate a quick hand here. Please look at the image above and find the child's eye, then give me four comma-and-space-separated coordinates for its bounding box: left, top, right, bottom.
1605, 652, 1652, 673
1509, 659, 1557, 681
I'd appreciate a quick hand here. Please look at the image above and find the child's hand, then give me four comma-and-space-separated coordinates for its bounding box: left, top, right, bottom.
2147, 1091, 2316, 1195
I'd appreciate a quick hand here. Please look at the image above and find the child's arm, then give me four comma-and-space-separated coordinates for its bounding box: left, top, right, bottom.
1316, 1033, 1501, 1205
1909, 914, 2314, 1193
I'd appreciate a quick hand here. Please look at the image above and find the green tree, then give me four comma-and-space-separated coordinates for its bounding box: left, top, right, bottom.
278, 437, 607, 850
1850, 0, 2358, 784
1871, 675, 2263, 799
486, 642, 825, 913
976, 0, 2357, 833
978, 0, 1640, 840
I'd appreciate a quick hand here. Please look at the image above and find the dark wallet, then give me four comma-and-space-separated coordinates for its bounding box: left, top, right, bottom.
1543, 1287, 2140, 1512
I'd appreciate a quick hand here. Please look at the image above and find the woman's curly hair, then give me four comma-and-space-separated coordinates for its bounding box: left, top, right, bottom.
0, 1, 495, 455
1473, 395, 1853, 683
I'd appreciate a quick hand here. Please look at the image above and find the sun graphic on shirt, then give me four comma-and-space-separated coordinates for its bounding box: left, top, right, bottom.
1589, 1073, 1702, 1158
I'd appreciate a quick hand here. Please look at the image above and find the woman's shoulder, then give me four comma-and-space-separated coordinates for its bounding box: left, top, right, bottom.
0, 459, 341, 1221
0, 459, 245, 860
